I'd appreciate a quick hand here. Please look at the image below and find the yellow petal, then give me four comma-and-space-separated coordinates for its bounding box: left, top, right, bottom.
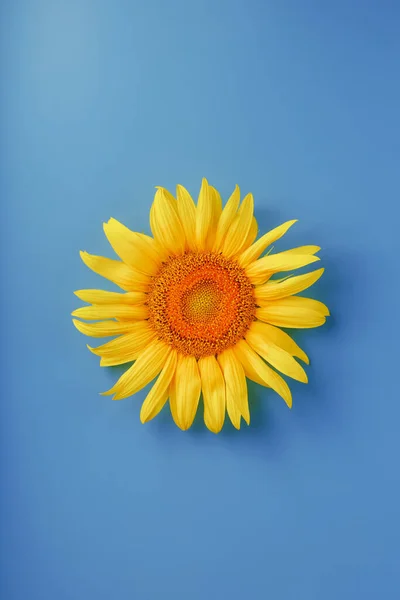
140, 232, 169, 261
210, 186, 223, 216
140, 350, 178, 423
231, 351, 268, 388
255, 268, 324, 302
222, 193, 254, 257
280, 245, 320, 255
198, 355, 226, 433
205, 186, 223, 250
246, 326, 308, 383
238, 220, 297, 267
168, 378, 178, 425
103, 218, 162, 275
246, 253, 320, 285
71, 304, 148, 321
306, 298, 329, 315
88, 322, 155, 366
169, 355, 201, 430
256, 296, 329, 329
150, 188, 186, 255
250, 320, 309, 364
72, 319, 140, 338
80, 251, 150, 292
176, 185, 196, 250
272, 275, 293, 283
226, 393, 241, 429
233, 340, 292, 407
218, 349, 250, 426
195, 178, 214, 251
157, 186, 176, 204
213, 185, 240, 252
74, 289, 147, 305
239, 217, 258, 254
271, 296, 329, 315
102, 340, 171, 400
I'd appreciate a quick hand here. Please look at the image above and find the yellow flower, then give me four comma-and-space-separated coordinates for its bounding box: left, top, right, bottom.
72, 179, 329, 433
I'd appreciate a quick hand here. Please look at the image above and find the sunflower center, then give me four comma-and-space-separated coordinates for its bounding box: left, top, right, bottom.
181, 280, 223, 323
147, 252, 256, 357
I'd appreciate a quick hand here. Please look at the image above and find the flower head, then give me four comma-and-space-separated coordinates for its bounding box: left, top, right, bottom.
72, 179, 329, 432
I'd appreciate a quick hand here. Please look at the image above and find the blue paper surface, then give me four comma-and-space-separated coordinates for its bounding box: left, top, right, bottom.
1, 1, 399, 599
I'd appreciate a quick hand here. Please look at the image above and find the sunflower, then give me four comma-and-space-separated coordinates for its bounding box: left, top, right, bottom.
72, 179, 329, 432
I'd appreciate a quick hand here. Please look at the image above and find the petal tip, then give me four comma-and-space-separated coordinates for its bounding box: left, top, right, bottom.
199, 178, 210, 194
175, 418, 192, 431
72, 318, 82, 330
206, 422, 223, 434
100, 389, 114, 397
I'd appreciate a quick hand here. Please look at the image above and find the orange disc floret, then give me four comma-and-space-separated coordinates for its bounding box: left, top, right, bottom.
148, 252, 256, 357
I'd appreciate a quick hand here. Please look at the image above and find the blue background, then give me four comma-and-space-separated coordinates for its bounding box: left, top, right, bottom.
2, 1, 399, 598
